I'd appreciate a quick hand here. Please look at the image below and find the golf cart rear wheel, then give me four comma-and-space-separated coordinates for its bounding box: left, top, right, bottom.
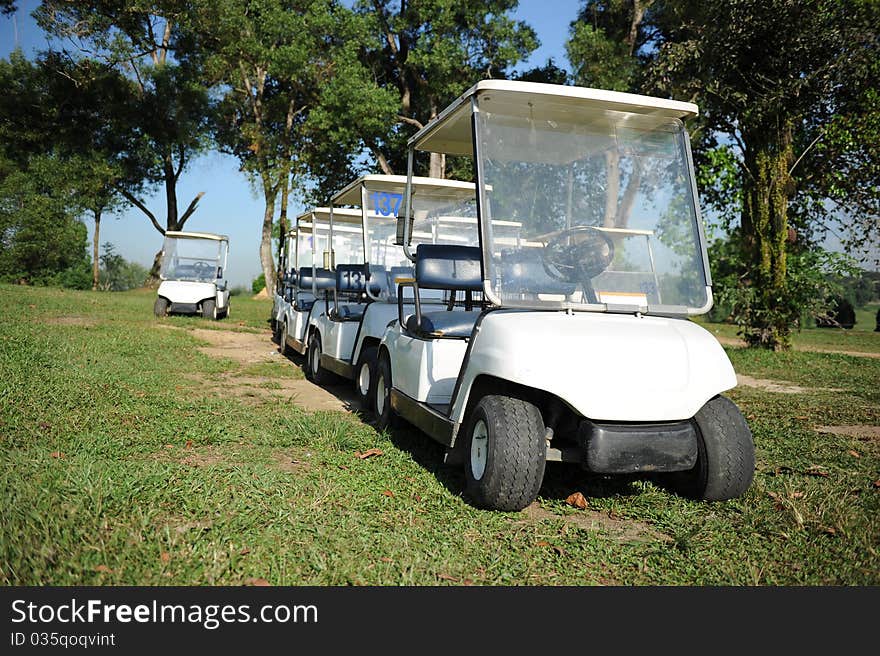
373, 351, 396, 430
305, 332, 331, 385
153, 297, 168, 317
279, 320, 292, 357
355, 346, 378, 413
663, 395, 755, 501
202, 299, 217, 320
464, 395, 547, 512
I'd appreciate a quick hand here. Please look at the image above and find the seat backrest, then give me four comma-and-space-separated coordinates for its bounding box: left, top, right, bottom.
298, 266, 335, 291
336, 264, 368, 294
414, 245, 482, 291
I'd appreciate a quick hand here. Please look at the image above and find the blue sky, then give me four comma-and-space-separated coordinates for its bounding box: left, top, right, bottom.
0, 1, 582, 287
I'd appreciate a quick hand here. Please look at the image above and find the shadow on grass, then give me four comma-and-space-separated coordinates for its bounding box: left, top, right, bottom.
380, 418, 644, 509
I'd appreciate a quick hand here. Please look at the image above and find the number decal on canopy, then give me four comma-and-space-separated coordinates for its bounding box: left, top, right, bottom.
371, 192, 403, 217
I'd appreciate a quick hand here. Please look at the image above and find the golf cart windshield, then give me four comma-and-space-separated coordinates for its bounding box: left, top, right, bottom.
160, 235, 226, 282
475, 103, 709, 312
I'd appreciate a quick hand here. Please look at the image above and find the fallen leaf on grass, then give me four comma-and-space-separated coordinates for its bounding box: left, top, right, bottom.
847, 450, 860, 458
160, 551, 171, 563
767, 491, 784, 510
244, 578, 270, 586
437, 574, 460, 582
337, 465, 349, 470
164, 444, 174, 450
355, 448, 383, 459
381, 489, 394, 498
873, 480, 880, 489
185, 440, 194, 449
537, 541, 566, 557
820, 526, 837, 537
412, 493, 422, 502
790, 491, 805, 499
565, 492, 588, 509
380, 557, 393, 564
94, 565, 113, 573
50, 451, 65, 459
803, 466, 829, 478
239, 548, 251, 556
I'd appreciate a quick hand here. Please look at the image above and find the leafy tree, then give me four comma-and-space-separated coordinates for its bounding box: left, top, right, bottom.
196, 0, 396, 289
35, 1, 213, 280
566, 0, 654, 91
354, 0, 538, 177
97, 242, 150, 291
0, 154, 92, 288
648, 0, 879, 349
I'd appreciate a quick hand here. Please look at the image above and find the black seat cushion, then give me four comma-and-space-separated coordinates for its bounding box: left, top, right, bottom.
406, 310, 480, 338
334, 304, 365, 321
298, 267, 335, 291
415, 244, 482, 291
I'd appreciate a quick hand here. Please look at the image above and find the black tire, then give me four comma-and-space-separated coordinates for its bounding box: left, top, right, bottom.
373, 351, 396, 430
354, 346, 378, 412
279, 320, 292, 357
463, 395, 547, 512
305, 332, 332, 385
663, 395, 755, 501
202, 299, 217, 320
153, 297, 168, 317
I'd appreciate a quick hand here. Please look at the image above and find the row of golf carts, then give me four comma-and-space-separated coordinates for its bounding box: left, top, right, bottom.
270, 81, 755, 511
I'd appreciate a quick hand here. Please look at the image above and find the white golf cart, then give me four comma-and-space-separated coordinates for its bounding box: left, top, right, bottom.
369, 80, 755, 511
305, 174, 490, 405
155, 231, 230, 320
271, 226, 297, 342
278, 207, 362, 358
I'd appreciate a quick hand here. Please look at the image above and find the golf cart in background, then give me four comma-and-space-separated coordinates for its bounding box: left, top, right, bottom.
369, 80, 755, 511
304, 174, 498, 406
271, 226, 297, 342
278, 207, 362, 358
155, 231, 230, 320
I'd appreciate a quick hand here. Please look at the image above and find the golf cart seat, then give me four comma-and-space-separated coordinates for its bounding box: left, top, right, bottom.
331, 264, 382, 321
401, 244, 483, 339
499, 248, 576, 296
297, 266, 335, 292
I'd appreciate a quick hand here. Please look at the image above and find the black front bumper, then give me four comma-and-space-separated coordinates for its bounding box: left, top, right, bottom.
168, 302, 199, 314
578, 420, 698, 474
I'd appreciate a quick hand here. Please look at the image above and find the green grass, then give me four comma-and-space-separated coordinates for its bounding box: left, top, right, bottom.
1, 283, 878, 585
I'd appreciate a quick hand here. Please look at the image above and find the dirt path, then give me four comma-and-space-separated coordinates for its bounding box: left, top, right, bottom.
716, 335, 880, 359
735, 374, 842, 394
187, 327, 357, 413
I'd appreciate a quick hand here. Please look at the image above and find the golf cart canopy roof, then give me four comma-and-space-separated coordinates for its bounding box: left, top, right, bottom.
164, 230, 229, 242
294, 207, 362, 225
409, 80, 699, 156
331, 174, 476, 206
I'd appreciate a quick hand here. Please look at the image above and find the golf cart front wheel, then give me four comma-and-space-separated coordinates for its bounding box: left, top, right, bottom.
305, 333, 331, 385
154, 297, 168, 317
663, 395, 755, 501
279, 321, 292, 357
202, 299, 217, 320
355, 346, 378, 413
373, 351, 396, 430
464, 395, 547, 512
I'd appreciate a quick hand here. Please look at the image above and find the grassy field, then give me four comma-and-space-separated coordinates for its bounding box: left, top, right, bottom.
1, 284, 878, 585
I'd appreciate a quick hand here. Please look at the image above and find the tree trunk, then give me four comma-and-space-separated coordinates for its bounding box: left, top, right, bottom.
740, 124, 794, 350
428, 100, 445, 178
260, 189, 277, 293
92, 208, 101, 291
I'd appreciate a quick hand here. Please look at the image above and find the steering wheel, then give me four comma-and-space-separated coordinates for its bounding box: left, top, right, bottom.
193, 261, 212, 277
541, 226, 615, 283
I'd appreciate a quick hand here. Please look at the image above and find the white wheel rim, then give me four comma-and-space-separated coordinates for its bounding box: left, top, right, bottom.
281, 324, 287, 345
358, 362, 370, 395
470, 419, 488, 481
311, 343, 320, 374
376, 373, 385, 415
